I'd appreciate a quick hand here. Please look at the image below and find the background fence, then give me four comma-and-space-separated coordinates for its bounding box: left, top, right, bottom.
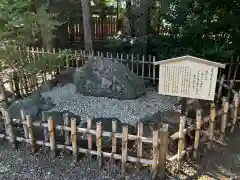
1, 47, 239, 98
68, 16, 117, 42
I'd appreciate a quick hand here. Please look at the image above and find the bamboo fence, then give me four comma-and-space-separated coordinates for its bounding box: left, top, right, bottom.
0, 48, 240, 179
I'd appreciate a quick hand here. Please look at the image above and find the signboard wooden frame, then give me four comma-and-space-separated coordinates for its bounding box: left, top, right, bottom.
154, 56, 226, 101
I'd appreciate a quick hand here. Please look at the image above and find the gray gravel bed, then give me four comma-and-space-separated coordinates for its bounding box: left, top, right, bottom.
0, 141, 178, 180
41, 84, 178, 127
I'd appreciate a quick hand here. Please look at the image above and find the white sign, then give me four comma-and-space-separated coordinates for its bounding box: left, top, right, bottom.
154, 56, 226, 101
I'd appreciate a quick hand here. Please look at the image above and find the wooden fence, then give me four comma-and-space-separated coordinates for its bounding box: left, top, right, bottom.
68, 16, 117, 42
0, 48, 240, 178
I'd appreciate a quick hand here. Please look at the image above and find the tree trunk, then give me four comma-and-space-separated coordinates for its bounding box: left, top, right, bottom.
81, 0, 93, 50
131, 0, 150, 54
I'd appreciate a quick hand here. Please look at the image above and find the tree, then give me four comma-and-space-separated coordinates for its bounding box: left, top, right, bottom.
81, 0, 93, 50
0, 0, 62, 70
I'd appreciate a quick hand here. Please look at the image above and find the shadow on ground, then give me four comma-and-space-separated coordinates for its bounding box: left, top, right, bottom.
177, 130, 240, 180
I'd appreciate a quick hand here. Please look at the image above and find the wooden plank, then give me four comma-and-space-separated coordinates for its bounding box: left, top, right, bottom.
87, 118, 92, 151
96, 121, 102, 169
71, 118, 78, 161
121, 124, 128, 175
170, 104, 231, 141
217, 75, 225, 102
158, 124, 169, 180
63, 113, 70, 145
152, 130, 159, 179
136, 122, 143, 170
20, 109, 28, 139
177, 116, 186, 171
11, 119, 153, 143
208, 103, 215, 149
4, 110, 16, 148
220, 97, 229, 141
48, 117, 56, 158
231, 93, 239, 132
193, 110, 202, 158
111, 119, 117, 162
26, 114, 36, 153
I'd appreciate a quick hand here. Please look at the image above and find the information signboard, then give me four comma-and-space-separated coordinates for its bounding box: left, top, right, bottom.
154, 56, 226, 101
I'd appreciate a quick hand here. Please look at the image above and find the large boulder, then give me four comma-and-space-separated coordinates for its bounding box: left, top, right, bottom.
7, 91, 54, 120
73, 56, 146, 100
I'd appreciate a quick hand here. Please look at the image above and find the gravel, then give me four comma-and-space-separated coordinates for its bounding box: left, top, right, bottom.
41, 84, 178, 127
0, 141, 157, 180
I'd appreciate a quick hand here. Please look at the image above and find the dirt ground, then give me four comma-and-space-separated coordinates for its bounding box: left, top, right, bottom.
175, 129, 240, 180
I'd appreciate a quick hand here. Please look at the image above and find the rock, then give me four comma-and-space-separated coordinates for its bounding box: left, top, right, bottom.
39, 80, 57, 93
7, 91, 54, 120
73, 56, 146, 100
55, 68, 75, 86
0, 90, 15, 107
161, 111, 181, 124
8, 99, 40, 120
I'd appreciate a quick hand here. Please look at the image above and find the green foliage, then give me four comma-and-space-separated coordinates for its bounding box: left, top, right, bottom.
101, 0, 240, 61
0, 0, 62, 47
0, 45, 28, 70
23, 50, 69, 74
0, 0, 63, 71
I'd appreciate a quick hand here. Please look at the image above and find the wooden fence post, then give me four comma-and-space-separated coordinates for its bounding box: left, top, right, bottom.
141, 55, 145, 79
87, 118, 92, 151
158, 124, 169, 180
152, 129, 159, 179
137, 122, 143, 170
26, 114, 36, 153
208, 103, 215, 149
193, 110, 202, 158
4, 110, 16, 148
153, 56, 156, 84
220, 97, 229, 141
63, 113, 70, 145
217, 75, 225, 103
20, 109, 29, 139
111, 119, 117, 162
96, 121, 103, 169
0, 77, 8, 107
231, 93, 239, 132
42, 112, 49, 144
8, 72, 15, 101
13, 71, 20, 98
0, 77, 8, 133
121, 124, 128, 175
177, 116, 186, 171
71, 118, 78, 161
48, 116, 56, 158
227, 80, 234, 101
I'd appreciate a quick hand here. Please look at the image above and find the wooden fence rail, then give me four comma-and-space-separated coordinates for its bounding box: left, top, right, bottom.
0, 108, 169, 179
3, 47, 238, 99
0, 90, 239, 177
